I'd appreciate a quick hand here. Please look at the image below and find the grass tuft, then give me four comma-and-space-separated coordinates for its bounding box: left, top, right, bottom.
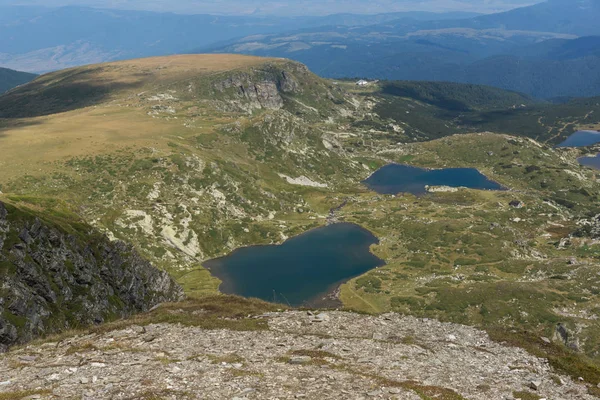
0, 389, 52, 400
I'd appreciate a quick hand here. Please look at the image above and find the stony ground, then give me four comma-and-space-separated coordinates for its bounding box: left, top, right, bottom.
0, 311, 595, 400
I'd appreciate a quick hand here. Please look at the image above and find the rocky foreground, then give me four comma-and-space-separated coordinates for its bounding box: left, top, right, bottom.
0, 310, 595, 400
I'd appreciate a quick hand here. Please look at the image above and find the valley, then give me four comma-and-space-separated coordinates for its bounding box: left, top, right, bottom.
2, 54, 600, 397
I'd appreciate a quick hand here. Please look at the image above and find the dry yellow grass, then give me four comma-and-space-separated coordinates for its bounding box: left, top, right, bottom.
0, 54, 279, 183
0, 106, 186, 181
108, 54, 277, 74
16, 54, 279, 97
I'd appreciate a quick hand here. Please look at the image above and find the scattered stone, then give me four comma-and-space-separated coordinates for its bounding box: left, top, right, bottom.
541, 337, 551, 344
143, 333, 159, 342
0, 311, 595, 400
530, 380, 543, 390
289, 356, 312, 365
311, 313, 330, 323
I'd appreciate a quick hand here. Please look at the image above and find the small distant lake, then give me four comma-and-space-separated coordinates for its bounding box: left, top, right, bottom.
578, 153, 600, 170
557, 131, 600, 148
204, 223, 384, 307
363, 164, 504, 195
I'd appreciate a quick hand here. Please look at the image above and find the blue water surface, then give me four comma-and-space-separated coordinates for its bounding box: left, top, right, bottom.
204, 223, 384, 306
557, 131, 600, 148
363, 164, 504, 195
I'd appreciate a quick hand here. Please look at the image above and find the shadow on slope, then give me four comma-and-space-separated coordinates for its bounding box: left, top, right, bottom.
0, 67, 145, 118
0, 118, 44, 138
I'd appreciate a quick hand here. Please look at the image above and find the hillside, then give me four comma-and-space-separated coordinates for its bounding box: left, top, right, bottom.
0, 67, 36, 94
0, 198, 184, 350
351, 81, 600, 144
2, 54, 600, 396
0, 54, 366, 295
461, 0, 600, 36
379, 81, 537, 112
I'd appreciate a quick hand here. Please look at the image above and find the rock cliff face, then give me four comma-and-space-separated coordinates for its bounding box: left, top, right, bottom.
0, 201, 184, 351
211, 62, 306, 112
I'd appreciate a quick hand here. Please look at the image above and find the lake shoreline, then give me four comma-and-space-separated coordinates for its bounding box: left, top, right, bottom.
363, 163, 505, 195
203, 222, 385, 307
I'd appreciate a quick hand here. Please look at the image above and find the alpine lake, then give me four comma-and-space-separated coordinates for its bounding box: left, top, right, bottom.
204, 163, 507, 306
557, 130, 600, 170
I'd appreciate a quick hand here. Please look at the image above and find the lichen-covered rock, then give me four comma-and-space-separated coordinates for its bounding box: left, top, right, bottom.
0, 201, 184, 351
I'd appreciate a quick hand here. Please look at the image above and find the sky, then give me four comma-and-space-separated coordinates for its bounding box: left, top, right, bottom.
0, 0, 544, 16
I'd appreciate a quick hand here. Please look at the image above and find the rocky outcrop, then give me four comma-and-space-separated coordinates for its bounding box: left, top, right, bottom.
0, 311, 595, 399
0, 201, 184, 351
212, 63, 304, 111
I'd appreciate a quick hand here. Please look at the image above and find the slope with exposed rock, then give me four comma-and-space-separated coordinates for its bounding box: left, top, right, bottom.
0, 200, 184, 351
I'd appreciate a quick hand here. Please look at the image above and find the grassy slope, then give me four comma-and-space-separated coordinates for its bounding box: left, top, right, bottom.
2, 55, 600, 391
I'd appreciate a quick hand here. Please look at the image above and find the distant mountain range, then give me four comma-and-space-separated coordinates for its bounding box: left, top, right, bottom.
1, 0, 599, 99
0, 67, 36, 94
0, 6, 480, 73
206, 0, 600, 99
0, 0, 537, 15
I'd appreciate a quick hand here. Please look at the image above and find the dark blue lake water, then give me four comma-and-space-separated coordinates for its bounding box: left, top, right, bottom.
578, 153, 600, 170
363, 164, 504, 195
557, 131, 600, 148
203, 223, 384, 307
